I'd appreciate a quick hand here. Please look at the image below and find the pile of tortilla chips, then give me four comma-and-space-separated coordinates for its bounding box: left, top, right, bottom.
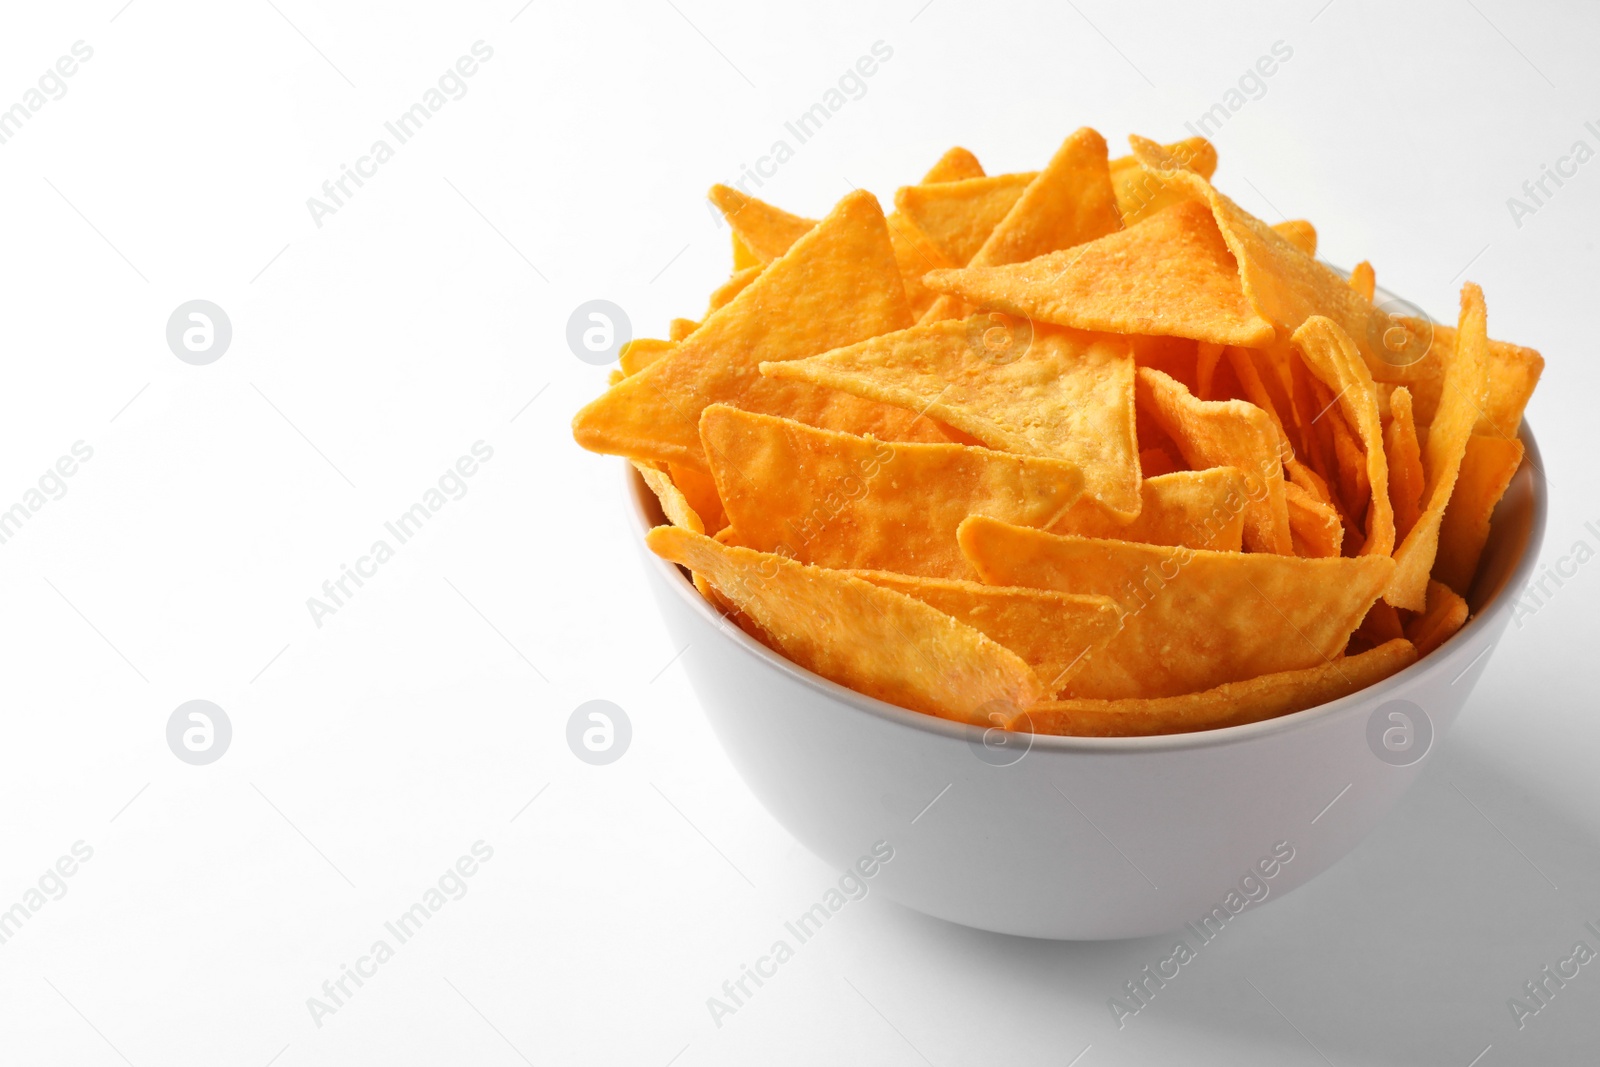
572, 128, 1542, 737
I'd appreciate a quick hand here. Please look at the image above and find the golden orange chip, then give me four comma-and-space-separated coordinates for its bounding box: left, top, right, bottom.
1413, 321, 1544, 438
700, 404, 1084, 579
667, 461, 726, 535
1434, 433, 1524, 594
1386, 284, 1490, 610
1407, 580, 1469, 657
632, 460, 705, 534
573, 189, 951, 471
1324, 402, 1369, 533
885, 211, 954, 319
669, 317, 698, 342
1138, 446, 1182, 478
957, 516, 1396, 699
707, 185, 815, 264
619, 337, 675, 377
1110, 135, 1217, 226
1050, 468, 1247, 551
1385, 386, 1425, 540
1025, 639, 1417, 737
848, 570, 1119, 694
708, 265, 762, 313
1292, 316, 1393, 556
647, 525, 1044, 722
731, 232, 759, 271
925, 199, 1276, 348
1195, 341, 1224, 400
1136, 367, 1292, 553
761, 317, 1142, 516
1272, 219, 1318, 257
1348, 260, 1376, 302
893, 172, 1035, 266
921, 146, 985, 183
1355, 599, 1405, 647
1285, 481, 1343, 558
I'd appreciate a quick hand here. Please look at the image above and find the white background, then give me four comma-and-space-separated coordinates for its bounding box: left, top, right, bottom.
1, 0, 1597, 1063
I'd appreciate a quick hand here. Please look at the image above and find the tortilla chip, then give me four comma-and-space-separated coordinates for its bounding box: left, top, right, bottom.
1110, 136, 1218, 226
707, 185, 815, 264
708, 266, 762, 312
1285, 481, 1343, 558
1434, 433, 1524, 594
925, 199, 1276, 347
574, 189, 950, 470
667, 462, 726, 535
1136, 367, 1292, 553
669, 317, 698, 342
848, 570, 1119, 694
1348, 260, 1376, 302
886, 212, 954, 319
647, 525, 1044, 722
1415, 322, 1544, 437
731, 232, 759, 271
1272, 219, 1318, 257
1292, 316, 1393, 556
957, 516, 1396, 699
1407, 580, 1469, 657
633, 461, 704, 534
1355, 600, 1405, 647
1386, 284, 1490, 610
1324, 403, 1370, 535
921, 146, 985, 183
1127, 136, 1405, 383
1196, 342, 1224, 400
701, 405, 1084, 579
893, 172, 1035, 266
761, 318, 1142, 516
1050, 468, 1247, 551
1385, 386, 1425, 540
1025, 639, 1417, 737
619, 337, 675, 377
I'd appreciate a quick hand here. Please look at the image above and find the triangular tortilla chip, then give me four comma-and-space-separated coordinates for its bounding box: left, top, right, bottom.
633, 461, 704, 534
1285, 481, 1343, 558
1385, 386, 1424, 540
1050, 468, 1247, 551
1406, 580, 1469, 656
921, 146, 985, 182
1434, 433, 1524, 594
848, 570, 1119, 694
1025, 639, 1417, 737
921, 127, 1123, 323
667, 462, 726, 535
885, 211, 954, 319
924, 200, 1276, 347
761, 318, 1142, 516
573, 190, 948, 470
700, 405, 1084, 579
731, 232, 759, 271
707, 185, 815, 264
1409, 321, 1544, 438
1136, 367, 1292, 553
708, 265, 762, 312
893, 172, 1034, 266
1272, 219, 1317, 257
1385, 284, 1490, 610
647, 525, 1044, 722
957, 515, 1396, 699
1110, 135, 1217, 226
1292, 317, 1393, 556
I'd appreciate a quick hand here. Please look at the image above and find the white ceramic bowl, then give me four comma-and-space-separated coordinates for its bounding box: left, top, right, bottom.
630, 428, 1546, 940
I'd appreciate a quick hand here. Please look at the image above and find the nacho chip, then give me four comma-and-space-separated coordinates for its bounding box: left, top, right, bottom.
885, 211, 954, 319
573, 189, 949, 470
1050, 468, 1247, 551
1348, 260, 1376, 302
1292, 316, 1393, 556
619, 337, 675, 377
925, 200, 1276, 347
848, 570, 1119, 694
957, 516, 1396, 699
1407, 580, 1469, 656
761, 318, 1142, 516
667, 462, 726, 535
1386, 386, 1424, 540
1272, 219, 1318, 257
701, 405, 1084, 579
921, 146, 985, 183
707, 185, 815, 264
1025, 639, 1417, 737
1110, 135, 1217, 226
1416, 322, 1544, 437
647, 525, 1044, 722
633, 461, 704, 534
1386, 284, 1490, 610
893, 172, 1035, 266
1434, 433, 1524, 594
1285, 481, 1343, 558
708, 266, 762, 313
669, 317, 698, 342
731, 232, 759, 271
1355, 599, 1405, 647
1136, 367, 1292, 553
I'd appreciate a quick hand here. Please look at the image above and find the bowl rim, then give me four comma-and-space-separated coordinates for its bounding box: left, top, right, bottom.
628, 424, 1547, 754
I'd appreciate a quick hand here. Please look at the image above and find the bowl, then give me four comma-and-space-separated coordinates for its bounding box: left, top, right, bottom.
629, 424, 1546, 940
